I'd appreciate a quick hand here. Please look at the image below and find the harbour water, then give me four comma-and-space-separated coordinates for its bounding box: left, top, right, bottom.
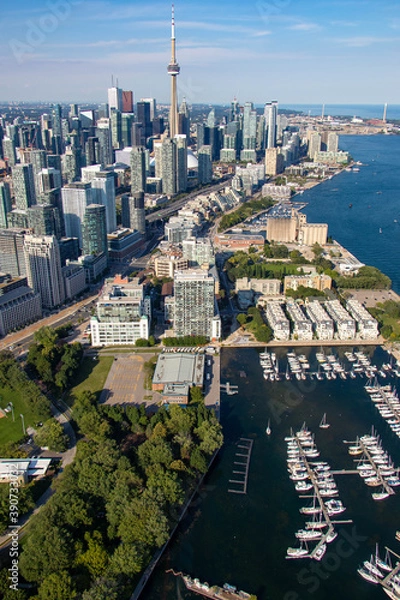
280, 105, 400, 120
144, 135, 400, 599
145, 346, 400, 600
303, 135, 400, 293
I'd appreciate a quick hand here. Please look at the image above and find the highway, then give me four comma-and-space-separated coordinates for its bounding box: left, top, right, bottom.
145, 176, 232, 223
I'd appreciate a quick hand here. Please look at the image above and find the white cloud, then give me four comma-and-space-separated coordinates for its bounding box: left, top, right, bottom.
335, 36, 399, 47
288, 22, 323, 32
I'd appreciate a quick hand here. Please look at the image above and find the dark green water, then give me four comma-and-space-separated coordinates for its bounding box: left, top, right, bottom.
144, 346, 400, 600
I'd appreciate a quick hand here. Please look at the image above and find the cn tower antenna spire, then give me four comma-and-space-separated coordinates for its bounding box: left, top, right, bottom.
167, 3, 180, 138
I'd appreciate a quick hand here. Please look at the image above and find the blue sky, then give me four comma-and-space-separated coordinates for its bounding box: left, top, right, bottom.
0, 0, 399, 104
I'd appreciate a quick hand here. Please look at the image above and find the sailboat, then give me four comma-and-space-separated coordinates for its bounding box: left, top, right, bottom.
319, 413, 330, 430
266, 419, 271, 436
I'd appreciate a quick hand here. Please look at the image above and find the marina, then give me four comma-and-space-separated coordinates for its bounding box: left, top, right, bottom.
286, 424, 352, 561
365, 381, 400, 439
145, 345, 400, 600
258, 348, 399, 383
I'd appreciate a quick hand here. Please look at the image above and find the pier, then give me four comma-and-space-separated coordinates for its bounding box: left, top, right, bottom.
343, 436, 396, 498
381, 547, 400, 594
220, 381, 239, 395
228, 438, 253, 495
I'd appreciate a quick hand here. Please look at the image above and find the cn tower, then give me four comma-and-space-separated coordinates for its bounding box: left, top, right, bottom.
167, 4, 180, 138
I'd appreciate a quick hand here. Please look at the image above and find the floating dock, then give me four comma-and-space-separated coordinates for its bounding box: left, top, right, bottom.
166, 570, 255, 600
228, 438, 253, 495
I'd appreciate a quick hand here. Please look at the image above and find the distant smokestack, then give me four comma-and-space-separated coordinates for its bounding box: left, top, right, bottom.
383, 103, 388, 123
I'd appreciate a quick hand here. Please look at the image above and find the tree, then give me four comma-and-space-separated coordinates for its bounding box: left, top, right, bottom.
76, 531, 109, 578
190, 446, 208, 473
81, 578, 120, 600
196, 421, 224, 455
37, 571, 75, 600
236, 313, 247, 327
34, 418, 68, 451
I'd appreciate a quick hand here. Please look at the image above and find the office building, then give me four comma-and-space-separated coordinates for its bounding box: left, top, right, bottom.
174, 269, 219, 339
122, 90, 134, 113
107, 228, 144, 262
62, 263, 87, 299
90, 276, 149, 346
0, 182, 12, 228
96, 119, 113, 166
108, 86, 122, 115
91, 171, 117, 233
24, 235, 65, 308
12, 164, 36, 210
61, 182, 93, 248
121, 113, 134, 147
82, 204, 108, 257
327, 132, 339, 153
26, 204, 62, 239
136, 101, 152, 140
110, 108, 122, 150
0, 229, 27, 277
0, 286, 42, 336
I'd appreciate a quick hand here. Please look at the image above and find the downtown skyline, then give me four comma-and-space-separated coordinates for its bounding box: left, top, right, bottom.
0, 0, 399, 104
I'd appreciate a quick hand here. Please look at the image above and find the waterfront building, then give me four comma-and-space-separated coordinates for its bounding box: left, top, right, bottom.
12, 164, 36, 210
90, 276, 149, 347
285, 300, 313, 341
152, 352, 205, 400
174, 269, 220, 340
24, 235, 65, 308
327, 132, 339, 153
284, 274, 332, 293
262, 184, 292, 200
305, 300, 334, 340
0, 182, 12, 228
346, 299, 379, 340
235, 277, 281, 296
298, 223, 328, 246
265, 300, 290, 341
308, 132, 322, 160
325, 300, 356, 340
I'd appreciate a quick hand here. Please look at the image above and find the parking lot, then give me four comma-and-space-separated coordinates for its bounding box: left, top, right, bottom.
99, 352, 161, 407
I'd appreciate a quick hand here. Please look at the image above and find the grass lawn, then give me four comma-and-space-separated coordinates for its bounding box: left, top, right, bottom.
0, 387, 38, 445
381, 316, 400, 338
66, 356, 114, 405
